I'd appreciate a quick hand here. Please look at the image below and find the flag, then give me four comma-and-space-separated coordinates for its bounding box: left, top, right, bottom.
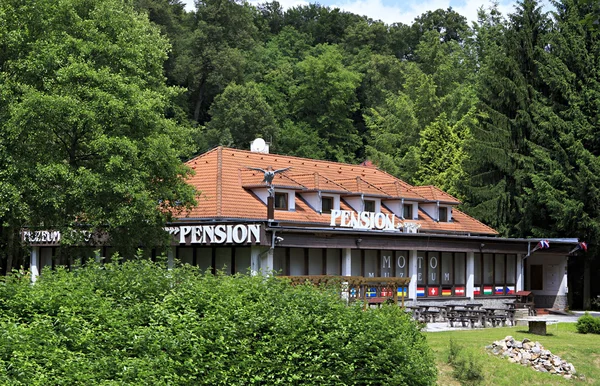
531, 239, 550, 254
495, 286, 504, 295
506, 286, 515, 295
366, 287, 377, 298
569, 241, 588, 254
381, 287, 391, 297
473, 286, 480, 296
442, 288, 452, 296
397, 287, 407, 297
417, 287, 425, 297
428, 287, 439, 297
455, 287, 465, 296
483, 286, 493, 295
350, 287, 358, 298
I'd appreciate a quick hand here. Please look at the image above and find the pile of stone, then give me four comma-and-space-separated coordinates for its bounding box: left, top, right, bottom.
486, 336, 578, 380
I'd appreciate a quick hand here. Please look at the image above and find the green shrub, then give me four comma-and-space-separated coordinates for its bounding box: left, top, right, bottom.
576, 312, 600, 334
447, 339, 484, 385
0, 259, 437, 385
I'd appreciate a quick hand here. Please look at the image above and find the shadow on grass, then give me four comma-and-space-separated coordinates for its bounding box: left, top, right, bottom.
515, 329, 555, 336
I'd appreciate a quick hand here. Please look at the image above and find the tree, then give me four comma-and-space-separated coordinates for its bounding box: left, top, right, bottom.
291, 44, 362, 162
176, 0, 258, 124
528, 0, 600, 309
0, 0, 197, 272
461, 1, 550, 236
204, 82, 278, 149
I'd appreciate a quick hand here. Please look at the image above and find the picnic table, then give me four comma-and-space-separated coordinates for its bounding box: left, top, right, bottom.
447, 307, 486, 328
483, 307, 510, 327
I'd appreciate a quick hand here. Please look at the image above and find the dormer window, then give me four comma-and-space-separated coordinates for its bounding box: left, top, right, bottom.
403, 204, 413, 219
275, 192, 289, 210
364, 200, 375, 212
439, 207, 448, 222
322, 196, 334, 213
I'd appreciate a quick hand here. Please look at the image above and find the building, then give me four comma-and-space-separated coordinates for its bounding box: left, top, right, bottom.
26, 145, 581, 310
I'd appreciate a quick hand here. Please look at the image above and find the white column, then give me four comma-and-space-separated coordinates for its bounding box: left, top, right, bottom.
250, 246, 261, 276
30, 246, 40, 283
260, 248, 274, 276
167, 246, 175, 269
516, 254, 524, 292
341, 248, 352, 276
409, 250, 418, 304
466, 251, 475, 300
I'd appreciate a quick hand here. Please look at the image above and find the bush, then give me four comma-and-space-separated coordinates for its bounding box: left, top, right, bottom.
576, 312, 600, 334
447, 339, 484, 385
0, 259, 437, 385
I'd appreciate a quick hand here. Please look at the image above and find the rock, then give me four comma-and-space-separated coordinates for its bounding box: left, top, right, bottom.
505, 336, 513, 341
522, 338, 531, 343
523, 342, 532, 350
515, 342, 523, 349
563, 374, 572, 380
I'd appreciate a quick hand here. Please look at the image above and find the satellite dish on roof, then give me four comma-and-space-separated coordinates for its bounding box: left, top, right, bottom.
250, 138, 269, 153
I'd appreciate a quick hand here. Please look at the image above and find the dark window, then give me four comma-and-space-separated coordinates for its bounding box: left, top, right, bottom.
364, 200, 375, 212
474, 253, 517, 296
322, 196, 334, 213
417, 251, 467, 297
403, 204, 413, 219
274, 192, 288, 210
439, 207, 448, 222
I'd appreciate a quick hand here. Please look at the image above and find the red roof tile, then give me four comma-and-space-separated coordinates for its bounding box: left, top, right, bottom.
181, 147, 495, 235
411, 186, 461, 204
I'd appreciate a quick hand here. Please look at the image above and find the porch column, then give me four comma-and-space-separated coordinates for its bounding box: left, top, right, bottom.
30, 246, 40, 283
260, 248, 274, 276
341, 248, 352, 276
516, 254, 524, 292
250, 246, 261, 276
466, 251, 475, 300
409, 250, 418, 304
167, 246, 175, 269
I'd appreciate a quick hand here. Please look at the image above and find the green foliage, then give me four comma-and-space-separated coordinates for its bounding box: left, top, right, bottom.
205, 82, 278, 148
575, 312, 600, 334
0, 260, 437, 385
0, 0, 197, 261
447, 339, 485, 385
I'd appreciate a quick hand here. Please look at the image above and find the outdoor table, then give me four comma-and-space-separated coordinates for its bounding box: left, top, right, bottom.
465, 303, 483, 310
504, 302, 516, 310
448, 309, 485, 328
482, 308, 509, 327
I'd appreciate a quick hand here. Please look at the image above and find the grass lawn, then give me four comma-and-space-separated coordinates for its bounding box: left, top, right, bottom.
425, 323, 600, 385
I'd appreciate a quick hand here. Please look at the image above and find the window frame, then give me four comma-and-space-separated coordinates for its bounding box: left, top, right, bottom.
364, 199, 376, 212
439, 206, 448, 222
473, 253, 517, 296
274, 192, 289, 210
403, 203, 413, 219
321, 196, 334, 213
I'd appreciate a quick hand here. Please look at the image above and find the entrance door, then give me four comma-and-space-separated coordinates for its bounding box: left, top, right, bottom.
545, 264, 560, 291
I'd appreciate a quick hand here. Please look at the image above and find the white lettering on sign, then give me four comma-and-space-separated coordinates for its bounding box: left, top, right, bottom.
382, 255, 391, 268
397, 255, 406, 268
330, 210, 396, 230
444, 272, 450, 281
429, 256, 438, 269
171, 224, 261, 245
22, 230, 61, 244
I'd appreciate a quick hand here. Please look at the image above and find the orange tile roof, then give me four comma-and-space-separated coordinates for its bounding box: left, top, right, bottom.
334, 177, 390, 197
411, 186, 461, 204
377, 181, 428, 201
289, 173, 349, 193
181, 147, 496, 235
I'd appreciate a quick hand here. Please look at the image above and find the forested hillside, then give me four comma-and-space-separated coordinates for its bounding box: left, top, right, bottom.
133, 0, 600, 307
1, 0, 599, 306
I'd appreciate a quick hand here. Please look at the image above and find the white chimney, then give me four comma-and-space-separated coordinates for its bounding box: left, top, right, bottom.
250, 138, 269, 153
